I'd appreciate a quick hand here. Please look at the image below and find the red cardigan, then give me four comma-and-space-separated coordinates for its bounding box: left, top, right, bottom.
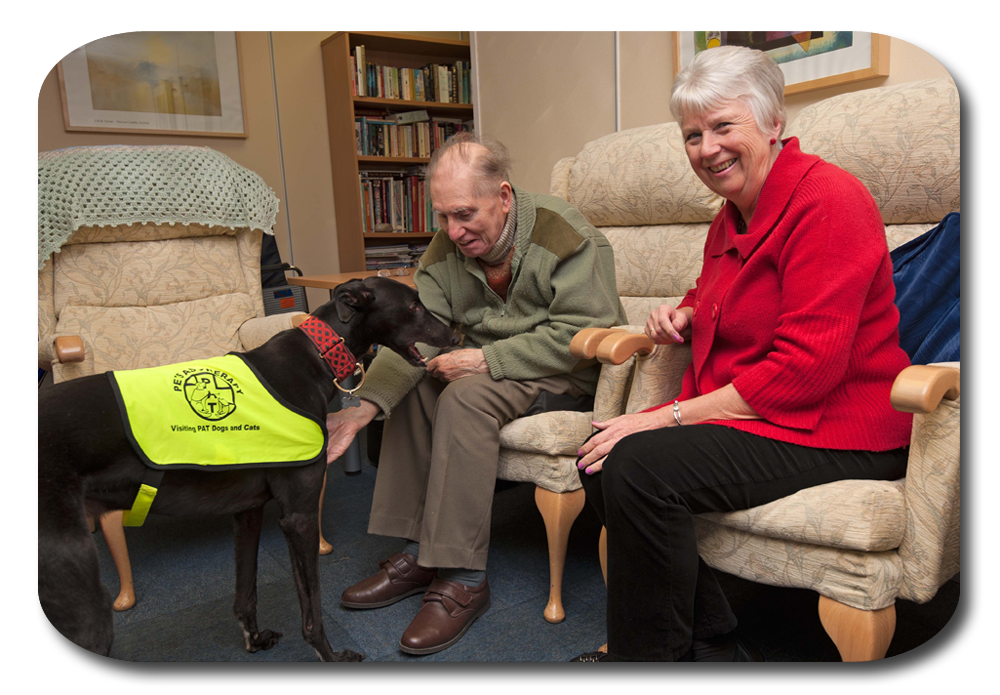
651, 138, 912, 451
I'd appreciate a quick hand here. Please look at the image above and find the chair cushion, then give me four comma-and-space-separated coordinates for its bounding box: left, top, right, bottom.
695, 518, 903, 611
499, 410, 593, 456
54, 234, 247, 315
565, 122, 722, 226
497, 410, 594, 494
52, 292, 255, 380
785, 77, 959, 225
497, 450, 582, 494
602, 224, 710, 298
699, 478, 906, 552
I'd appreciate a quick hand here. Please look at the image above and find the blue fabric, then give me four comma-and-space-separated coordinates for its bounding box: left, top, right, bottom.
890, 212, 960, 364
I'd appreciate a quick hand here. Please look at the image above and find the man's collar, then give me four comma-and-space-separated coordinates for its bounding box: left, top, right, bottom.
479, 192, 518, 265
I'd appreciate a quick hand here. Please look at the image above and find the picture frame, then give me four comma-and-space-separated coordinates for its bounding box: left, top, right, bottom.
57, 31, 248, 138
672, 32, 889, 96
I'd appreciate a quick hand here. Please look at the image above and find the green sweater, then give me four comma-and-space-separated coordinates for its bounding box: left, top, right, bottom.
357, 185, 626, 417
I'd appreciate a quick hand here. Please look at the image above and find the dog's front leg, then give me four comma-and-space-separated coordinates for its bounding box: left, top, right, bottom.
277, 510, 363, 662
233, 507, 282, 653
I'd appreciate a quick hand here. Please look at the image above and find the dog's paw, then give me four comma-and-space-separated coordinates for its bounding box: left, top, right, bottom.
333, 649, 365, 662
246, 629, 283, 652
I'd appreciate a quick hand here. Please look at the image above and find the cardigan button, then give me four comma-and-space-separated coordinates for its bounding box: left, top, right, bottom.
712, 303, 718, 320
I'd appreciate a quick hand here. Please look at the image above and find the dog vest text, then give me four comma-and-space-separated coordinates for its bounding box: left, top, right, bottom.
108, 354, 326, 525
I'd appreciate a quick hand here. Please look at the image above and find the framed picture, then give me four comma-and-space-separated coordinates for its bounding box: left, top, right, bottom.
673, 32, 889, 96
57, 31, 248, 138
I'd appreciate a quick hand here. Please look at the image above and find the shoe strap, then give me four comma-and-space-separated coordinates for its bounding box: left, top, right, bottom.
423, 579, 474, 607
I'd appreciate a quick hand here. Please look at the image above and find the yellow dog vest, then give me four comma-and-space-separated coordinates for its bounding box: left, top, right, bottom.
108, 353, 325, 526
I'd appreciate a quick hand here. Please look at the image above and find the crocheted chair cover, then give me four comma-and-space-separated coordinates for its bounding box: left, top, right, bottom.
38, 145, 279, 269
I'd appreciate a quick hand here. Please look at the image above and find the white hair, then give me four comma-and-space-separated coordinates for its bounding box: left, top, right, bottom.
426, 132, 513, 199
670, 45, 786, 138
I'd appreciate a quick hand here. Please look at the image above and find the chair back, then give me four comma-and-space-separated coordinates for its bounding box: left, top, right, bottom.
549, 77, 961, 324
39, 223, 267, 382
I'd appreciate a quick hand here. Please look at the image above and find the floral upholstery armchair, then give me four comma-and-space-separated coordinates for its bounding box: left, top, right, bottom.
552, 76, 961, 660
38, 146, 306, 610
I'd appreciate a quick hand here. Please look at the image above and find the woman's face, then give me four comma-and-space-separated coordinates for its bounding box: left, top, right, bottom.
681, 99, 781, 219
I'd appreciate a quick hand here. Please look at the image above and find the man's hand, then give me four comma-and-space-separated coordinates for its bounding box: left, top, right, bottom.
425, 348, 489, 382
326, 399, 380, 463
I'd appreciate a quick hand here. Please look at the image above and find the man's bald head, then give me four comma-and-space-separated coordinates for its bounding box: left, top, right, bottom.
426, 133, 512, 199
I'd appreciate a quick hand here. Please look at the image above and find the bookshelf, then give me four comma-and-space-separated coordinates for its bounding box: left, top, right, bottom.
320, 31, 474, 272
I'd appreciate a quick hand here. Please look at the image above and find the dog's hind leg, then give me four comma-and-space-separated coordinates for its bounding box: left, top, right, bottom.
38, 477, 114, 656
277, 508, 364, 662
233, 507, 282, 653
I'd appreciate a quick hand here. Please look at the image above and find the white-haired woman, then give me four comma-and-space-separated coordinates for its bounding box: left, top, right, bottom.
572, 46, 913, 662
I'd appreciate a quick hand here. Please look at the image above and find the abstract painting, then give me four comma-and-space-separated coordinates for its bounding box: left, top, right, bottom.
674, 32, 889, 96
58, 31, 246, 137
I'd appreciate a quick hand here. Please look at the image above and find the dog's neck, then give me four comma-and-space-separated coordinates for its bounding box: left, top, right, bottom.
297, 316, 363, 382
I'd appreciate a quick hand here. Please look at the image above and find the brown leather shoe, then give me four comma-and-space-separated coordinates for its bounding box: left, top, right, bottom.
340, 552, 437, 609
398, 577, 491, 655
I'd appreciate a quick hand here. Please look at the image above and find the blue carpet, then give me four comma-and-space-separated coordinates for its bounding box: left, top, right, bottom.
88, 431, 959, 663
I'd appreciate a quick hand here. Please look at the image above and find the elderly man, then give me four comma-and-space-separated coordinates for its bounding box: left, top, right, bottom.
326, 133, 626, 655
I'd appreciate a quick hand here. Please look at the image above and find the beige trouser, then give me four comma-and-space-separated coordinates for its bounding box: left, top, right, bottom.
368, 372, 586, 571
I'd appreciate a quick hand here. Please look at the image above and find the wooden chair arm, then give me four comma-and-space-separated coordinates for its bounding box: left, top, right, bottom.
595, 331, 656, 365
569, 328, 626, 359
53, 335, 85, 364
290, 313, 309, 328
890, 365, 961, 414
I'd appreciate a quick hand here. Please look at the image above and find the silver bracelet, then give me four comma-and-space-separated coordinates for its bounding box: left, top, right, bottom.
672, 400, 682, 426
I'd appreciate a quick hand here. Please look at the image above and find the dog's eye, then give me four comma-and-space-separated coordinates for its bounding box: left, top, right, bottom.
410, 302, 421, 312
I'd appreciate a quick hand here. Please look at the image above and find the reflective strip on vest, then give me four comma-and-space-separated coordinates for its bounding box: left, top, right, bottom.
109, 354, 325, 470
122, 483, 159, 527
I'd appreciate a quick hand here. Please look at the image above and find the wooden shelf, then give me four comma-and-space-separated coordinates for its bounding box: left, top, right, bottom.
354, 96, 473, 114
358, 156, 430, 165
324, 31, 470, 59
321, 31, 472, 272
365, 232, 437, 239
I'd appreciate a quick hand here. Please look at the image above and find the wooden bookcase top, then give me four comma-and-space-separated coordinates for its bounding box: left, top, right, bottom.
322, 31, 470, 59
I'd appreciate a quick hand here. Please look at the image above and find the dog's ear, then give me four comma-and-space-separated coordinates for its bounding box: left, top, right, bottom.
334, 280, 374, 322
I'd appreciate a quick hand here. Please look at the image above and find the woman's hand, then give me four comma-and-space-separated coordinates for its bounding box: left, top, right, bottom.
645, 304, 692, 344
326, 400, 380, 463
577, 410, 672, 475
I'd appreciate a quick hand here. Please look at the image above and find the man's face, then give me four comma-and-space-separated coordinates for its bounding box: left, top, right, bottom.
430, 154, 511, 259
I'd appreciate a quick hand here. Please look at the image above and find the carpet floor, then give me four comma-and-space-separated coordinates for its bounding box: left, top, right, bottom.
91, 435, 959, 663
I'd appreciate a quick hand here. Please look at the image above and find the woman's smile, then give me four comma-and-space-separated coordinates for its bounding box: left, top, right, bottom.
708, 158, 738, 174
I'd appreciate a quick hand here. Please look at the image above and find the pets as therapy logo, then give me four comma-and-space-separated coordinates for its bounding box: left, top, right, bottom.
177, 368, 243, 421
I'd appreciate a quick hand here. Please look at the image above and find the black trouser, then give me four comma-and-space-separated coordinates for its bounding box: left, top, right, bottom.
577, 424, 908, 662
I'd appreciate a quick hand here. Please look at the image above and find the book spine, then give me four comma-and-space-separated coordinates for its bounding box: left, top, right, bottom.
357, 46, 365, 97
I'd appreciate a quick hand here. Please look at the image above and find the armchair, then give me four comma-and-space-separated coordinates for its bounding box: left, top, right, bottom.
572, 328, 959, 661
38, 146, 306, 610
526, 76, 960, 657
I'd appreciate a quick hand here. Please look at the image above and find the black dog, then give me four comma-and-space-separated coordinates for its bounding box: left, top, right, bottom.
38, 277, 459, 660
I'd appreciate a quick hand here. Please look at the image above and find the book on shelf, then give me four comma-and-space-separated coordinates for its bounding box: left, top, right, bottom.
350, 45, 472, 105
364, 242, 430, 270
355, 112, 470, 158
359, 169, 438, 235
393, 109, 429, 124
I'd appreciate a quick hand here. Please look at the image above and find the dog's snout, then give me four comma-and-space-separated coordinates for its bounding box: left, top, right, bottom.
449, 333, 461, 346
